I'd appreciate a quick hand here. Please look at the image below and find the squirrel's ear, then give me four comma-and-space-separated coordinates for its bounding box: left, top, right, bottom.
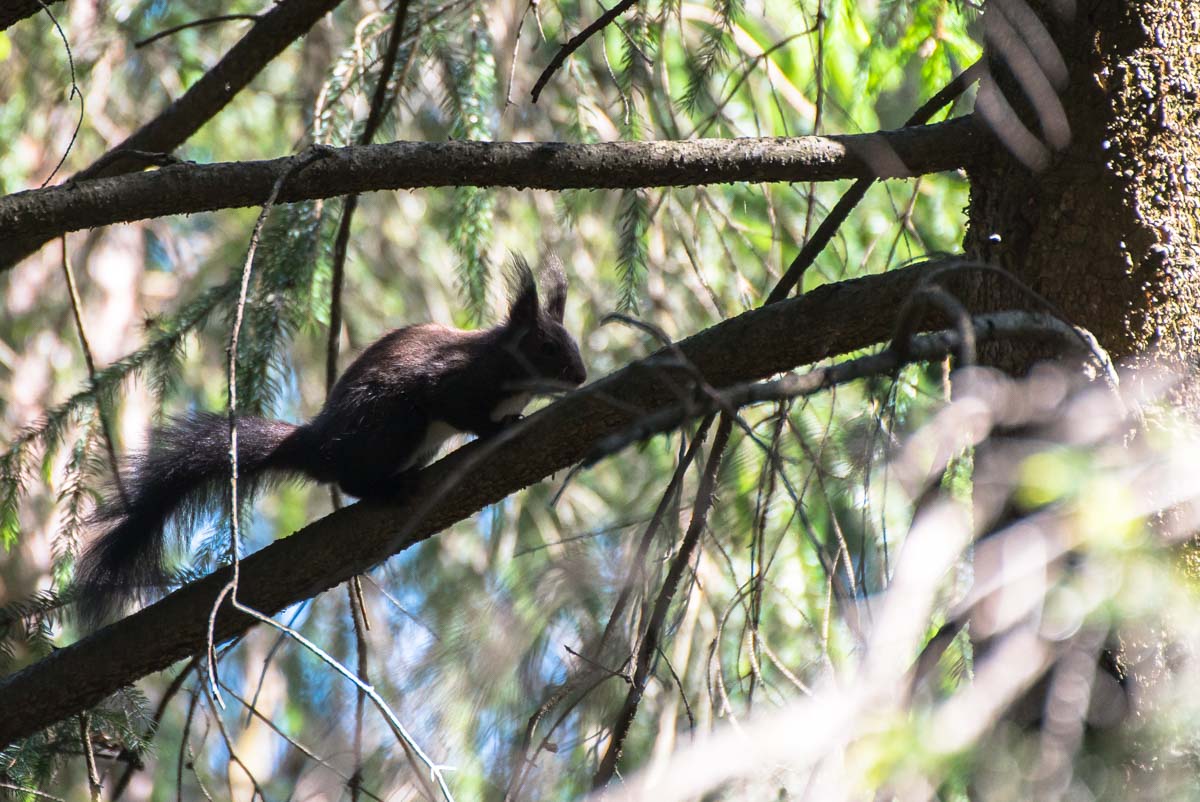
505, 254, 540, 330
542, 254, 568, 322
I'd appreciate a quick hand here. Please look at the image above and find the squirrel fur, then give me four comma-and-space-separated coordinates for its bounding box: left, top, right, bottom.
75, 255, 586, 625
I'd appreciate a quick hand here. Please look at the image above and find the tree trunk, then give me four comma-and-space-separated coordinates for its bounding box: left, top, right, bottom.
963, 0, 1200, 390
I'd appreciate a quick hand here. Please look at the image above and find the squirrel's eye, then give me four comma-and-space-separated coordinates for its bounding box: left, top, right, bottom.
540, 341, 558, 357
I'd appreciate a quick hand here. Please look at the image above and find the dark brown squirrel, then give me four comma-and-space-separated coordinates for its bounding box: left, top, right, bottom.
75, 254, 587, 624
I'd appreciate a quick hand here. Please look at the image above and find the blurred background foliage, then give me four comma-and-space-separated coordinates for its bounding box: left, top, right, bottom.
0, 0, 992, 798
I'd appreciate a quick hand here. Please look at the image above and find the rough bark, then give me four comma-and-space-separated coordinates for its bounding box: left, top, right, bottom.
0, 117, 988, 264
961, 0, 1200, 755
964, 0, 1200, 387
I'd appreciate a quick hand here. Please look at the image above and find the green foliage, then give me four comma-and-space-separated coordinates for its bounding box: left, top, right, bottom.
0, 278, 238, 554
616, 189, 650, 311
438, 8, 500, 321
51, 412, 103, 589
0, 684, 151, 791
679, 0, 745, 114
232, 201, 325, 416
0, 590, 66, 676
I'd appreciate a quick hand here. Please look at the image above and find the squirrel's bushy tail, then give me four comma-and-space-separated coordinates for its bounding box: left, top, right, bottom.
75, 412, 318, 627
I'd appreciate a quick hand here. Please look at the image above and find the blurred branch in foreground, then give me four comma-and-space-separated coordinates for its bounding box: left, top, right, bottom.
595, 362, 1200, 801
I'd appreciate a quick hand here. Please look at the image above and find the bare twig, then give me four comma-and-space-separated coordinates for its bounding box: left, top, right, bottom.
0, 783, 68, 802
79, 713, 101, 801
506, 423, 710, 799
326, 0, 412, 397
766, 58, 983, 303
59, 237, 126, 506
134, 14, 259, 49
322, 8, 411, 790
219, 681, 387, 802
592, 415, 733, 788
109, 657, 201, 802
227, 602, 454, 801
34, 0, 84, 189
585, 312, 1083, 463
207, 146, 332, 706
203, 691, 270, 802
531, 0, 640, 102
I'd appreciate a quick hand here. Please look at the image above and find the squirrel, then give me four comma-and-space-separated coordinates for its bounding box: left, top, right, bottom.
75, 254, 587, 625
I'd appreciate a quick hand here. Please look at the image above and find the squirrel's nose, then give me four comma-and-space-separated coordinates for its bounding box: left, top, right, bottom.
563, 361, 587, 385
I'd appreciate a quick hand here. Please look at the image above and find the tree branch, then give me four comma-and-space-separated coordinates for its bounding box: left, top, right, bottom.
530, 0, 639, 103
77, 0, 345, 183
0, 257, 997, 746
0, 0, 348, 268
0, 116, 987, 269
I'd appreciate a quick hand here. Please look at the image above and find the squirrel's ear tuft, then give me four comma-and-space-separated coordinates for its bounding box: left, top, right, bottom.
505, 253, 540, 329
542, 253, 568, 322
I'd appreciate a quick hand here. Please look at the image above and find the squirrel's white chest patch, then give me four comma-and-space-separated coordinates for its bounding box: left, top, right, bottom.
402, 420, 462, 470
490, 393, 532, 422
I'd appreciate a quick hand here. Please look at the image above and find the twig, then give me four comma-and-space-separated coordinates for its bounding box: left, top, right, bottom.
507, 424, 711, 802
503, 0, 535, 108
59, 237, 126, 506
891, 283, 977, 366
0, 783, 68, 802
593, 417, 713, 657
656, 644, 695, 730
207, 146, 331, 707
907, 259, 1117, 381
349, 585, 369, 802
244, 602, 308, 728
530, 0, 639, 102
325, 0, 411, 398
176, 683, 204, 802
585, 312, 1084, 464
766, 58, 983, 303
109, 656, 201, 802
219, 681, 387, 801
35, 0, 83, 188
563, 645, 631, 682
323, 7, 411, 790
203, 691, 270, 802
79, 713, 101, 801
592, 415, 733, 789
134, 14, 259, 48
227, 601, 455, 801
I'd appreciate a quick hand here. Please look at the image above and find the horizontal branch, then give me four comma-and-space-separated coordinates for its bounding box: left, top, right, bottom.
0, 258, 988, 746
0, 116, 987, 258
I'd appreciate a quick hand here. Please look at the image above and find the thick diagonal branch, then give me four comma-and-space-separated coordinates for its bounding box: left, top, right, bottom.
0, 258, 1011, 746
